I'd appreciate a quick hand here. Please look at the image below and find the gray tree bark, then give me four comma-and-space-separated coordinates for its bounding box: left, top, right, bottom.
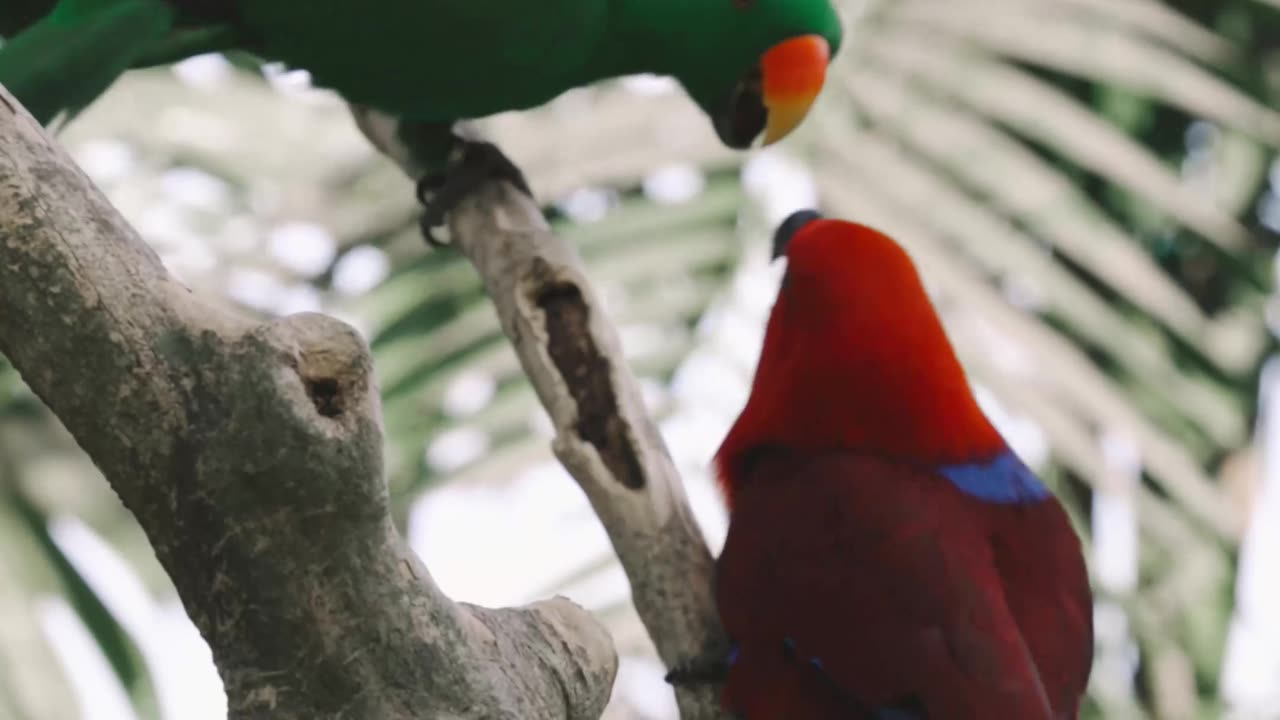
352, 110, 731, 720
0, 89, 617, 719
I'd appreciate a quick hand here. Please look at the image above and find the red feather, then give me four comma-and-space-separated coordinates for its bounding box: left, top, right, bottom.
717, 219, 1004, 508
712, 216, 1093, 717
716, 450, 1093, 718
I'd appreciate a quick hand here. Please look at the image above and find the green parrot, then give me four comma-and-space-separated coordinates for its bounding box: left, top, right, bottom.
0, 0, 842, 234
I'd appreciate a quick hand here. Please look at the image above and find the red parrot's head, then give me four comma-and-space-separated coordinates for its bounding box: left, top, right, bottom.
714, 211, 1005, 504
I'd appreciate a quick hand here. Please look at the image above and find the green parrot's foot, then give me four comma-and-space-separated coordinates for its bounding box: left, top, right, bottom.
664, 658, 729, 687
415, 140, 533, 247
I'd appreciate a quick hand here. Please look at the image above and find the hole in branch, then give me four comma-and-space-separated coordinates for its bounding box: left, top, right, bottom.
537, 277, 645, 490
306, 377, 343, 418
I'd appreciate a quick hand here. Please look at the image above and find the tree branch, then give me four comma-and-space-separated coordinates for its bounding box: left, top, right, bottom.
0, 88, 615, 720
352, 108, 731, 720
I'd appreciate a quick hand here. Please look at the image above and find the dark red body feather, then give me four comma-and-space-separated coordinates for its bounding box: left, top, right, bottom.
716, 450, 1092, 718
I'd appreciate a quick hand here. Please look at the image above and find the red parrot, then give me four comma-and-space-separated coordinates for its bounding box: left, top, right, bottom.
711, 211, 1094, 719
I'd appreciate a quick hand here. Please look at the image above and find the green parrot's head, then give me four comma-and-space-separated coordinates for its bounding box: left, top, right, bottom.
670, 0, 843, 149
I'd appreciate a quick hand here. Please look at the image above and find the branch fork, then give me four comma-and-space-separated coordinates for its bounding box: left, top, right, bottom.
0, 90, 615, 720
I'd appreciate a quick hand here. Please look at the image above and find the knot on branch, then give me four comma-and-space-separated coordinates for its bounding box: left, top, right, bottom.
244, 312, 382, 436
176, 313, 389, 525
268, 312, 381, 425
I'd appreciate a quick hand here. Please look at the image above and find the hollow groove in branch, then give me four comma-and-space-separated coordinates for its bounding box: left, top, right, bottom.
536, 275, 645, 490
305, 377, 343, 418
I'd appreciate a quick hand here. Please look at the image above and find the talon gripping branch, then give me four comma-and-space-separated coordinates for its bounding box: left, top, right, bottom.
713, 212, 1094, 719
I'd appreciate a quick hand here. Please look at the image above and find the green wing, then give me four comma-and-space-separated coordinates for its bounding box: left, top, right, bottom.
0, 0, 175, 125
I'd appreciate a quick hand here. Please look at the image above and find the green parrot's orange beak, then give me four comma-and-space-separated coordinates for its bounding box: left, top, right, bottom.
760, 35, 830, 146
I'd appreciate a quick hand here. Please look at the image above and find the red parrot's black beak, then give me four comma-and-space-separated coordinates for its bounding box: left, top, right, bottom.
772, 209, 824, 260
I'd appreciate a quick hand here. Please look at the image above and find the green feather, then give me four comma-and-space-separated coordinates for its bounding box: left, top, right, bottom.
0, 0, 843, 157
235, 0, 842, 121
0, 0, 174, 125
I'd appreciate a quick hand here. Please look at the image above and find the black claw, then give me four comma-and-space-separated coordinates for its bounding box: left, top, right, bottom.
415, 173, 451, 248
415, 140, 533, 247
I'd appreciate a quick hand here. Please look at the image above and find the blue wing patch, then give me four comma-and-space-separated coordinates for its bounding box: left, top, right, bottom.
938, 448, 1050, 504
